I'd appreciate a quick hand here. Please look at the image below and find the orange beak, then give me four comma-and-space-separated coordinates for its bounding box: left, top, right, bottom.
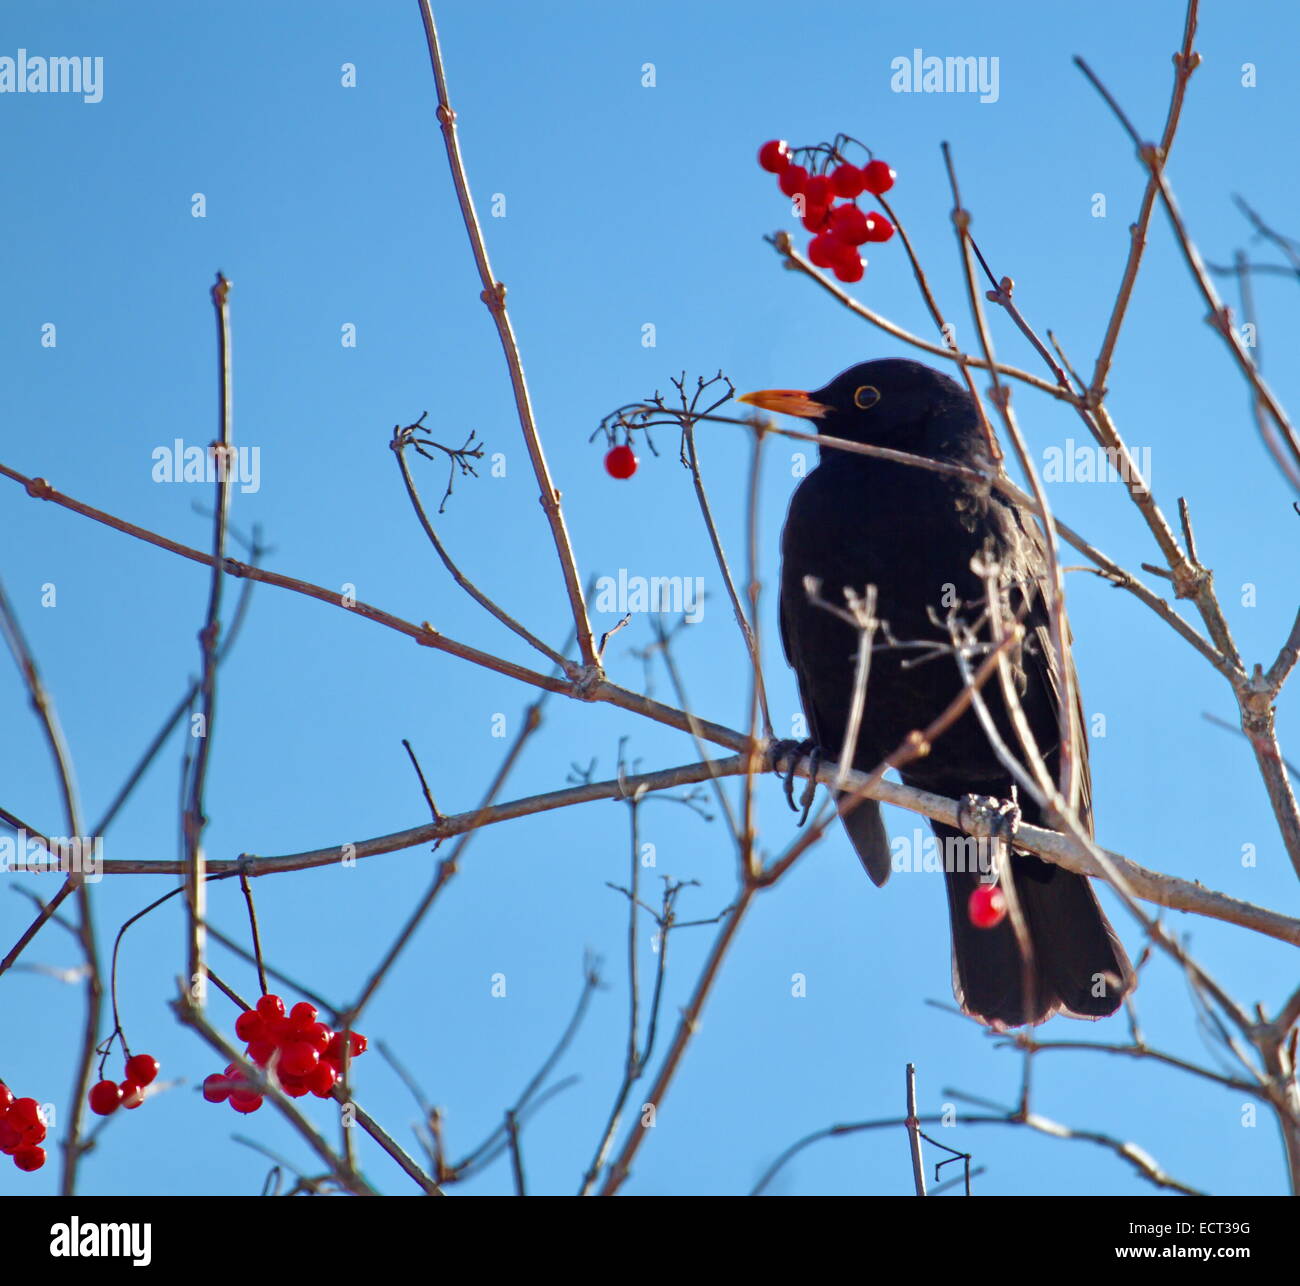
736, 388, 829, 420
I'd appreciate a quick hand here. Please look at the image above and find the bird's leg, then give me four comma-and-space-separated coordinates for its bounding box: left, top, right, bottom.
795, 744, 821, 828
767, 737, 819, 816
958, 793, 1021, 886
957, 793, 1021, 840
957, 793, 1022, 843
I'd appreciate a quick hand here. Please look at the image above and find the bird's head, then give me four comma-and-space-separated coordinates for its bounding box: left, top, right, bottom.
738, 358, 978, 459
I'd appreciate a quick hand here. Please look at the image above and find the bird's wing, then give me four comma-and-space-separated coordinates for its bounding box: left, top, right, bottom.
997, 496, 1094, 837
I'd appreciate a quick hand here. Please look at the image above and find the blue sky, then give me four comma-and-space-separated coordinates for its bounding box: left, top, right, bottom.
2, 0, 1298, 1196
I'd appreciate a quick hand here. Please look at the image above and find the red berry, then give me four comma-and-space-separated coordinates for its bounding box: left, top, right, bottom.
0, 1083, 12, 1111
289, 1002, 318, 1028
120, 1081, 145, 1110
804, 174, 834, 208
256, 993, 286, 1021
0, 1121, 21, 1154
22, 1121, 47, 1146
757, 139, 790, 173
279, 1074, 311, 1099
778, 164, 809, 198
88, 1081, 122, 1116
279, 1042, 319, 1078
801, 204, 831, 234
969, 884, 1007, 929
832, 163, 866, 198
861, 160, 895, 195
807, 234, 841, 269
303, 1022, 333, 1053
862, 213, 895, 243
247, 1040, 275, 1067
229, 1090, 263, 1115
829, 205, 871, 246
833, 255, 865, 284
234, 1009, 264, 1042
604, 445, 638, 480
324, 1031, 367, 1064
9, 1098, 42, 1129
309, 1063, 339, 1098
13, 1145, 45, 1172
202, 1073, 231, 1104
125, 1054, 159, 1087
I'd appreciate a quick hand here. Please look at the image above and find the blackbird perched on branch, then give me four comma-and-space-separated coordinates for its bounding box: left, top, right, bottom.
740, 358, 1134, 1027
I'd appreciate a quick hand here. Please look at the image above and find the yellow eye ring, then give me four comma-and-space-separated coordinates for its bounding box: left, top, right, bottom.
853, 384, 881, 409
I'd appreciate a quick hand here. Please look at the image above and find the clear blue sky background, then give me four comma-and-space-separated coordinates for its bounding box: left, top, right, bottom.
2, 0, 1297, 1196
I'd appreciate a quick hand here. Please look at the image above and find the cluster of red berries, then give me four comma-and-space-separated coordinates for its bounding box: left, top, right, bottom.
758, 140, 896, 284
968, 884, 1007, 929
604, 444, 638, 480
0, 1082, 48, 1172
202, 994, 368, 1115
88, 1053, 160, 1118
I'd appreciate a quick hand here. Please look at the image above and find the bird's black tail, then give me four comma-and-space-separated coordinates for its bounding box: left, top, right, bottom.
934, 823, 1134, 1027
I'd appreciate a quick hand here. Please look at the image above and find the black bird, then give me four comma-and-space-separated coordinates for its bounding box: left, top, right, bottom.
740, 358, 1134, 1027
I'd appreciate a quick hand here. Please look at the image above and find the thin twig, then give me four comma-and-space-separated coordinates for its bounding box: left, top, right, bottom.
416, 0, 597, 672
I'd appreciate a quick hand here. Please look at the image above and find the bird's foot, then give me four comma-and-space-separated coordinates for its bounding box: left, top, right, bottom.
768, 738, 821, 826
957, 793, 1021, 843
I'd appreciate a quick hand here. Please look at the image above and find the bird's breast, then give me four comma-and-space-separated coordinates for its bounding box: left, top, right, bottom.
782, 459, 988, 625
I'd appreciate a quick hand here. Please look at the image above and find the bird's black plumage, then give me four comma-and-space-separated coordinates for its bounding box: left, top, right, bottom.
748, 358, 1134, 1027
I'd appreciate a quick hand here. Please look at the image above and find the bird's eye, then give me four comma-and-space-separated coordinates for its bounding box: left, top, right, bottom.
853, 385, 881, 410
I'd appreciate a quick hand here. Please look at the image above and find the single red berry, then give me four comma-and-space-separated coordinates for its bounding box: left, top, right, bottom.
778, 164, 809, 198
279, 1042, 319, 1079
309, 1063, 338, 1098
807, 234, 841, 269
604, 445, 638, 480
861, 160, 895, 194
278, 1073, 311, 1099
289, 1002, 318, 1028
832, 163, 866, 198
324, 1030, 367, 1065
88, 1081, 122, 1116
833, 257, 865, 284
757, 139, 790, 173
804, 174, 834, 207
304, 1022, 333, 1054
801, 204, 831, 233
247, 1040, 275, 1067
862, 213, 895, 243
829, 205, 871, 246
120, 1081, 145, 1110
125, 1054, 159, 1087
234, 1009, 264, 1043
969, 884, 1007, 929
256, 993, 286, 1021
13, 1145, 45, 1172
229, 1090, 263, 1115
9, 1098, 42, 1129
22, 1121, 47, 1146
0, 1083, 12, 1111
202, 1073, 231, 1104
